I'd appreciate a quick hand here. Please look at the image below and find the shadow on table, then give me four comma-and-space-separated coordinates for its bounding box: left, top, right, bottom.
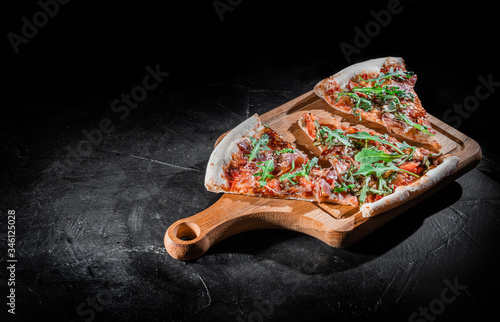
346, 181, 463, 253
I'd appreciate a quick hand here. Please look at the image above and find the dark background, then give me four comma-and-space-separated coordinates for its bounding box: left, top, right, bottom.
2, 1, 500, 321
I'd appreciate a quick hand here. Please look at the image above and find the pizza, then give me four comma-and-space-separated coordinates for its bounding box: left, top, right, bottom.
298, 113, 458, 216
314, 57, 441, 150
204, 114, 359, 207
204, 113, 459, 217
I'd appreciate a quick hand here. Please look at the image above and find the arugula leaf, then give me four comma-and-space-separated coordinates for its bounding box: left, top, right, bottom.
341, 163, 357, 184
335, 92, 373, 112
367, 187, 390, 196
286, 158, 318, 181
396, 146, 416, 165
332, 182, 356, 193
248, 133, 270, 161
354, 148, 403, 164
358, 177, 370, 204
395, 140, 412, 151
377, 176, 393, 194
317, 126, 352, 147
352, 84, 413, 101
296, 157, 318, 180
361, 68, 414, 85
279, 160, 297, 185
279, 157, 318, 185
253, 159, 274, 186
396, 112, 434, 136
358, 173, 394, 204
381, 94, 403, 113
347, 131, 404, 154
421, 152, 442, 172
354, 162, 419, 178
275, 148, 295, 154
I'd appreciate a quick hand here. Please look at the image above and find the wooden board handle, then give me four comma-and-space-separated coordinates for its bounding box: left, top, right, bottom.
164, 195, 283, 260
164, 194, 357, 260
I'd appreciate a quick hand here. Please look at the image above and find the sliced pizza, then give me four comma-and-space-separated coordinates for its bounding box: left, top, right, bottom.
298, 113, 459, 216
205, 114, 459, 217
314, 57, 441, 150
204, 114, 359, 207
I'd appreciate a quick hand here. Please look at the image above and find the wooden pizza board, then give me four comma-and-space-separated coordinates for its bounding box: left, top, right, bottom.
164, 90, 481, 261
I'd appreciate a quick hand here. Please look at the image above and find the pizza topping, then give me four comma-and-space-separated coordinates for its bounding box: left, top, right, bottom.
317, 179, 332, 197
395, 112, 434, 136
264, 179, 281, 195
281, 157, 319, 185
360, 67, 414, 86
253, 159, 275, 186
248, 133, 270, 161
279, 151, 307, 166
221, 111, 443, 208
354, 148, 405, 165
335, 81, 415, 118
322, 62, 438, 140
346, 131, 406, 154
299, 113, 443, 204
314, 58, 442, 150
333, 182, 356, 193
315, 123, 352, 147
354, 161, 419, 178
279, 160, 298, 185
276, 148, 296, 154
335, 92, 373, 113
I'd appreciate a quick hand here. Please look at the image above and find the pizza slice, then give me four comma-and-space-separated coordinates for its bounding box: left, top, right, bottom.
205, 114, 459, 217
298, 113, 459, 216
314, 57, 441, 150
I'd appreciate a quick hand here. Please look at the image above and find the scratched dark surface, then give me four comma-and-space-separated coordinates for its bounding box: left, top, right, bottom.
2, 1, 500, 321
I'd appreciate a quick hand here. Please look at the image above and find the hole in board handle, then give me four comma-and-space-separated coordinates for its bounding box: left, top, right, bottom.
173, 222, 201, 242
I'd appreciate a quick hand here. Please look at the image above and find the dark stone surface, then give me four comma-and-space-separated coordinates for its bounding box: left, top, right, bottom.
2, 1, 500, 321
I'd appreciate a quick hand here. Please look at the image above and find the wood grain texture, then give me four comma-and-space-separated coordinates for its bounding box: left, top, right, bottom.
165, 90, 481, 261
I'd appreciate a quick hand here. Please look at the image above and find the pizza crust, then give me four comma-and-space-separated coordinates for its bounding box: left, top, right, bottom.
205, 114, 265, 192
360, 155, 460, 217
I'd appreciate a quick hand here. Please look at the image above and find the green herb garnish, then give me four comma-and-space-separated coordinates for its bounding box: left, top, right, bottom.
295, 157, 318, 180
376, 177, 393, 195
248, 134, 270, 161
357, 175, 395, 204
354, 162, 419, 178
335, 92, 373, 112
332, 182, 356, 193
279, 157, 319, 185
361, 68, 414, 85
347, 131, 404, 154
354, 148, 404, 165
352, 84, 414, 102
358, 177, 371, 204
421, 152, 442, 171
279, 160, 297, 185
396, 112, 434, 136
316, 124, 352, 147
275, 148, 295, 154
253, 159, 274, 186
